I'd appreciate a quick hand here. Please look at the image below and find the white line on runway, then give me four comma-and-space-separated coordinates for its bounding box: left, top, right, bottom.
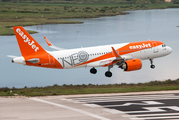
83, 101, 164, 108
71, 94, 175, 100
115, 106, 179, 114
123, 113, 179, 117
71, 96, 179, 103
103, 109, 124, 114
129, 116, 179, 120
29, 98, 110, 120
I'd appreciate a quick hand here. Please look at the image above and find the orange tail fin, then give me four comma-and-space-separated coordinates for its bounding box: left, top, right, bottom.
13, 26, 46, 56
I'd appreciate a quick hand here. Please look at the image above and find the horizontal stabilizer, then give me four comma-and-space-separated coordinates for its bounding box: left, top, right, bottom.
7, 55, 19, 58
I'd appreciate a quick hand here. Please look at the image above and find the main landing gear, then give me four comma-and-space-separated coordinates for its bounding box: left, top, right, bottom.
149, 59, 155, 69
90, 67, 97, 74
105, 71, 112, 77
105, 65, 113, 77
90, 66, 113, 77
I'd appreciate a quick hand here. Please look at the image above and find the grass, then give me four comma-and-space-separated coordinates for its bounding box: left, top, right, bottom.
1, 2, 179, 35
1, 79, 179, 97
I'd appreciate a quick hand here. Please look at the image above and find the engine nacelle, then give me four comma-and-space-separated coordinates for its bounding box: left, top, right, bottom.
121, 59, 142, 71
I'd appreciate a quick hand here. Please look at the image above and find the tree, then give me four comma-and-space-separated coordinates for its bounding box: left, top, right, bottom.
173, 0, 179, 4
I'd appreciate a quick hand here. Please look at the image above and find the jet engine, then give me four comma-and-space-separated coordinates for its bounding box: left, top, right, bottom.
120, 59, 142, 71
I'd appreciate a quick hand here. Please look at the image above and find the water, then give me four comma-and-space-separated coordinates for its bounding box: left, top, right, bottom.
1, 8, 179, 88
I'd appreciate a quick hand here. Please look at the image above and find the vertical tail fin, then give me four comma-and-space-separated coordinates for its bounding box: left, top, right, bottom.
13, 26, 46, 56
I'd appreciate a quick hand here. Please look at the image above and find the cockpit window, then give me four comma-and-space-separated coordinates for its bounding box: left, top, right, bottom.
162, 44, 166, 47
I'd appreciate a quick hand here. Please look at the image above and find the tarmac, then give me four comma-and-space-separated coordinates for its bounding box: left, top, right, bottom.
1, 90, 179, 120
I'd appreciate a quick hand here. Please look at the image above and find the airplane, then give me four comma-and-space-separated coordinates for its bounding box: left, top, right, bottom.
8, 26, 172, 77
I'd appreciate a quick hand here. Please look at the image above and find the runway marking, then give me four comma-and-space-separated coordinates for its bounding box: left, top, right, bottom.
29, 98, 110, 120
71, 97, 179, 103
71, 94, 174, 100
129, 116, 179, 120
66, 94, 179, 120
69, 94, 179, 103
83, 104, 102, 108
143, 106, 179, 112
118, 106, 179, 114
84, 101, 164, 108
123, 113, 179, 117
103, 109, 123, 114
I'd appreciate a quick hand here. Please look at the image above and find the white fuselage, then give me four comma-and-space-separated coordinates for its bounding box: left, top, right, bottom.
49, 43, 172, 69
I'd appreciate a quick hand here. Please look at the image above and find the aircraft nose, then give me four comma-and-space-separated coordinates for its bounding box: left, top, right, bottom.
167, 46, 172, 54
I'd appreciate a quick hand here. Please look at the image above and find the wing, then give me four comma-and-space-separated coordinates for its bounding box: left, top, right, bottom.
101, 47, 124, 67
44, 37, 66, 51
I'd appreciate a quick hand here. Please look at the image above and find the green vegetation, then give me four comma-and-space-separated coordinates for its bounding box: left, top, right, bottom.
0, 2, 179, 35
0, 0, 167, 4
1, 79, 179, 97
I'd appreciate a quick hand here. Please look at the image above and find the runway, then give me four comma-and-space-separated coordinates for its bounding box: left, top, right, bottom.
1, 90, 179, 120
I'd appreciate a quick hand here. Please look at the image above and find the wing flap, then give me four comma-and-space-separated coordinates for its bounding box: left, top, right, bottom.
101, 59, 121, 67
100, 47, 124, 67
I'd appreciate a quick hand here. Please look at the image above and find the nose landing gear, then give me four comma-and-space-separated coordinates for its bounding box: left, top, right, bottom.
149, 59, 155, 69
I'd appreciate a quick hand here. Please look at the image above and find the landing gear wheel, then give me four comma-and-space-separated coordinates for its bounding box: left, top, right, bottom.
150, 65, 155, 69
105, 71, 112, 77
90, 67, 97, 74
149, 59, 155, 69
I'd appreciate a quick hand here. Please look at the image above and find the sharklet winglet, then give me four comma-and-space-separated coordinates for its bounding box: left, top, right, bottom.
44, 36, 66, 51
111, 47, 122, 60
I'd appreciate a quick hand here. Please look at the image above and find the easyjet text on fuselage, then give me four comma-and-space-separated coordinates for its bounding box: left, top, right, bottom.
129, 43, 151, 49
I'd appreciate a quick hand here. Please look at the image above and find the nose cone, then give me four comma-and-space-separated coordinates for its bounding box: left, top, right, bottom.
167, 46, 172, 54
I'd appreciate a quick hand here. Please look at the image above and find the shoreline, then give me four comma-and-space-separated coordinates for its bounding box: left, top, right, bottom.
1, 3, 179, 35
